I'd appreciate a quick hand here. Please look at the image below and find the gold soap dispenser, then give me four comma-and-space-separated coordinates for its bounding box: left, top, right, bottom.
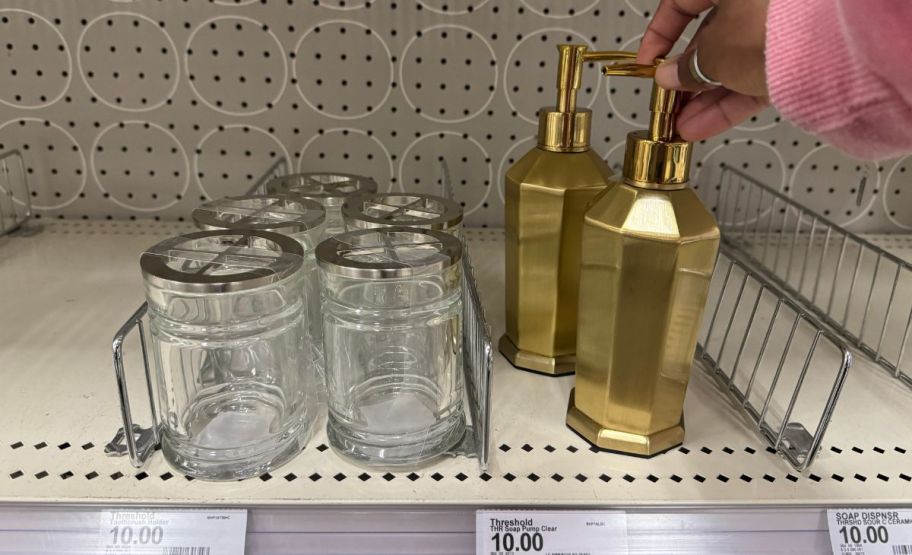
500, 45, 626, 376
566, 58, 720, 455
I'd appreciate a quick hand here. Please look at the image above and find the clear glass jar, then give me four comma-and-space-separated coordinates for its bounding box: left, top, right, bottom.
192, 195, 327, 376
317, 228, 465, 467
341, 193, 463, 239
264, 172, 378, 237
141, 230, 316, 480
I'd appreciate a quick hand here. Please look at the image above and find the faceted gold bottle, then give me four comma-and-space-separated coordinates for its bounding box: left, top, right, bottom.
566, 63, 720, 455
500, 45, 616, 376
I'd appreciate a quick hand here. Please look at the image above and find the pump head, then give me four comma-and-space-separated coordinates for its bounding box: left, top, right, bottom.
602, 57, 692, 190
537, 46, 637, 153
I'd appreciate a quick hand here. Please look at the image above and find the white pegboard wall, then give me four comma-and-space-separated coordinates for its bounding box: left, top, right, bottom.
0, 0, 908, 230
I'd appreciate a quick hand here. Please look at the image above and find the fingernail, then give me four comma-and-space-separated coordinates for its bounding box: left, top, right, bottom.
655, 61, 681, 89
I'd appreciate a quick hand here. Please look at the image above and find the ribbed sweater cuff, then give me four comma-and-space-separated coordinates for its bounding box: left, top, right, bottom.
766, 0, 888, 133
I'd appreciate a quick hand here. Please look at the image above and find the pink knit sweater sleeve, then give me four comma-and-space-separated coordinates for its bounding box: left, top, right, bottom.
766, 0, 912, 161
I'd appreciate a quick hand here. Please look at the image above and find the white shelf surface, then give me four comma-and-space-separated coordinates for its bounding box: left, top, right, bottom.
1, 221, 912, 551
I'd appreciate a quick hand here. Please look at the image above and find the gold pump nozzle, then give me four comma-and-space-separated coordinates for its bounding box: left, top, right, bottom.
538, 47, 637, 152
601, 56, 691, 190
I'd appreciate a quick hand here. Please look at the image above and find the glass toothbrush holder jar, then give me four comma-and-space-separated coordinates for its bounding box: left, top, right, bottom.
317, 227, 466, 467
342, 192, 463, 239
192, 194, 327, 376
264, 172, 378, 237
140, 230, 316, 480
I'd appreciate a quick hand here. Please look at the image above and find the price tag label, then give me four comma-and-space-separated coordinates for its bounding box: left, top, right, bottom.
828, 509, 912, 555
476, 510, 627, 555
97, 509, 247, 554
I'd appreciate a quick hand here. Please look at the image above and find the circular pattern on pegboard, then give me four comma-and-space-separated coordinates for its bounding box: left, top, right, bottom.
213, 0, 259, 5
78, 12, 179, 112
605, 34, 650, 128
0, 9, 71, 109
735, 107, 781, 132
315, 0, 370, 9
195, 124, 290, 199
791, 145, 879, 226
694, 139, 785, 225
400, 25, 497, 123
883, 156, 912, 230
92, 121, 188, 211
497, 135, 536, 204
505, 30, 599, 125
519, 0, 599, 18
0, 118, 85, 210
417, 0, 492, 15
293, 20, 392, 120
399, 131, 492, 215
623, 0, 656, 17
298, 129, 394, 190
186, 16, 287, 116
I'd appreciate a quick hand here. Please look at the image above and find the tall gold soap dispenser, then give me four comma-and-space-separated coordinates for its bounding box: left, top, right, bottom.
567, 58, 720, 455
500, 45, 625, 376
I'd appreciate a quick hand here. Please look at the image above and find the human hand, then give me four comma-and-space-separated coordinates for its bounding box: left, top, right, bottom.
637, 0, 770, 141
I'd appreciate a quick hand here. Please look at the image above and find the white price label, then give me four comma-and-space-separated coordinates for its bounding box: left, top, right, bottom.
476, 510, 627, 555
97, 509, 247, 555
828, 509, 912, 555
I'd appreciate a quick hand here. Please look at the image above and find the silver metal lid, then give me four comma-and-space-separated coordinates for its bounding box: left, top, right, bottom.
316, 227, 462, 279
141, 230, 304, 294
192, 195, 325, 234
265, 172, 379, 201
342, 193, 463, 231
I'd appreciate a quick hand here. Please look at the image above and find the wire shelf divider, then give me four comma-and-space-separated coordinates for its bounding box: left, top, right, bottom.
693, 164, 870, 471
707, 164, 912, 388
696, 244, 851, 471
0, 149, 32, 237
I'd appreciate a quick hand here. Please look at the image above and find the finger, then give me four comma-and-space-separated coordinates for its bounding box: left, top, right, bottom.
675, 89, 769, 141
653, 49, 716, 92
653, 7, 725, 91
637, 0, 717, 64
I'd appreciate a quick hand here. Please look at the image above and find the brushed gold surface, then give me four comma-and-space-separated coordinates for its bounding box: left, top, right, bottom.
569, 182, 719, 454
502, 147, 612, 375
499, 334, 575, 375
566, 389, 684, 456
566, 53, 720, 454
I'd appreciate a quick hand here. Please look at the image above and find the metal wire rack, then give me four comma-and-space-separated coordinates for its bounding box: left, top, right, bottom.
106, 157, 494, 471
0, 149, 31, 237
694, 165, 866, 471
697, 245, 851, 471
248, 157, 290, 197
709, 165, 912, 388
439, 158, 494, 469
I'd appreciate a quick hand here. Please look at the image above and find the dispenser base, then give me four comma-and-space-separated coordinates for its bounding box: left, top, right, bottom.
498, 334, 575, 376
565, 389, 684, 457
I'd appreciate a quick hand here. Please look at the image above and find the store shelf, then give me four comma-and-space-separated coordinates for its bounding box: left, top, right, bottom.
1, 221, 912, 550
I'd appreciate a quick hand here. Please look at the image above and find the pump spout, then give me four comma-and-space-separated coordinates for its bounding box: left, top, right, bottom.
600, 55, 692, 190
555, 45, 586, 114
539, 46, 638, 153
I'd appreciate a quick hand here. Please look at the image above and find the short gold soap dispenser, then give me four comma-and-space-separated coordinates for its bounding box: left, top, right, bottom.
500, 45, 625, 376
566, 58, 720, 455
